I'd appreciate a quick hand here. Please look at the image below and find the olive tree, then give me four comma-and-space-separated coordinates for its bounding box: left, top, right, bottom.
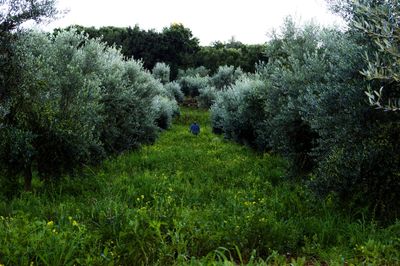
0, 0, 58, 99
353, 1, 400, 111
152, 62, 170, 84
0, 30, 104, 192
0, 29, 178, 194
211, 16, 400, 219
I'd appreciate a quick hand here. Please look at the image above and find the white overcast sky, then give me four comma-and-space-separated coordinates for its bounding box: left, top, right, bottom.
43, 0, 345, 45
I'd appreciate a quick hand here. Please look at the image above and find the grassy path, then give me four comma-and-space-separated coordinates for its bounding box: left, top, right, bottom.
96, 107, 294, 263
0, 108, 398, 265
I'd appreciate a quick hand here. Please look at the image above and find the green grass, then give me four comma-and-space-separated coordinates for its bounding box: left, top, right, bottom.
0, 107, 399, 265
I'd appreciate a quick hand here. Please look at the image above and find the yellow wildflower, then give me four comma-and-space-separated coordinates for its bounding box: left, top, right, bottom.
47, 221, 54, 227
72, 220, 79, 227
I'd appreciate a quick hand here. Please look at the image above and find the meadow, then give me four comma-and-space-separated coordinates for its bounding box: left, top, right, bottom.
0, 108, 399, 265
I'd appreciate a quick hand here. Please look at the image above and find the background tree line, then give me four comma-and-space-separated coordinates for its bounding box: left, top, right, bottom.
66, 24, 267, 78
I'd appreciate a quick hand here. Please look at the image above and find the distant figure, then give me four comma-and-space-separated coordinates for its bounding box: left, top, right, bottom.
189, 122, 200, 135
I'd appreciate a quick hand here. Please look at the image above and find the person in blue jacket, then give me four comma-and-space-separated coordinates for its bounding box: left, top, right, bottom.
189, 121, 200, 135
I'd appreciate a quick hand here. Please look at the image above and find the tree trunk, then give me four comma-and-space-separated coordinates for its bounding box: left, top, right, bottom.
24, 165, 32, 192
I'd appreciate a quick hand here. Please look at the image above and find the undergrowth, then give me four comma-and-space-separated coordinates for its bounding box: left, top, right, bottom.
0, 108, 399, 265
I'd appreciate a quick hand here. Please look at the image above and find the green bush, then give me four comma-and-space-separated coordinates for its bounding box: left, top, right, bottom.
152, 95, 179, 130
210, 65, 244, 90
177, 66, 210, 78
196, 66, 245, 109
212, 20, 324, 171
211, 76, 269, 149
152, 62, 170, 84
0, 30, 104, 186
164, 81, 184, 103
302, 3, 400, 219
177, 75, 210, 97
0, 29, 178, 192
197, 86, 217, 109
211, 17, 400, 219
99, 55, 163, 154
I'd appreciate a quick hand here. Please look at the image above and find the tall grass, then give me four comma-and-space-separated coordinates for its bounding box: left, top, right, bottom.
0, 107, 399, 265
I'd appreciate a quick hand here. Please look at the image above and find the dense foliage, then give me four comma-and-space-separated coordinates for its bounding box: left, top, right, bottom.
1, 0, 58, 192
68, 25, 267, 78
152, 62, 170, 84
194, 40, 267, 73
210, 65, 244, 90
211, 15, 400, 220
0, 29, 178, 192
353, 1, 400, 111
176, 64, 246, 108
0, 0, 58, 103
164, 81, 184, 103
69, 24, 200, 79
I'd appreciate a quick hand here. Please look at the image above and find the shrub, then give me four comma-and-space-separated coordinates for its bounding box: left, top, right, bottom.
197, 86, 217, 109
0, 30, 104, 188
211, 17, 400, 219
177, 75, 210, 97
164, 81, 184, 103
152, 95, 179, 130
0, 29, 178, 193
212, 20, 324, 172
99, 57, 162, 154
302, 3, 400, 219
210, 65, 244, 90
152, 62, 170, 84
211, 77, 269, 148
177, 66, 209, 78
